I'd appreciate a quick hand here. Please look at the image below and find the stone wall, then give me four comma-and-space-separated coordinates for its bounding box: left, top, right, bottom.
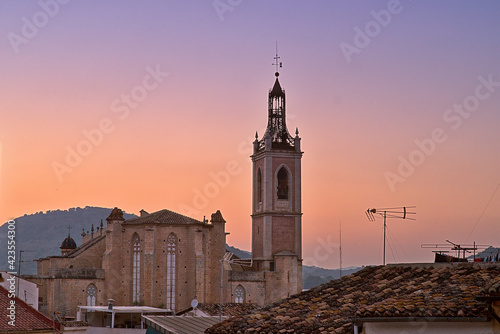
30, 276, 105, 318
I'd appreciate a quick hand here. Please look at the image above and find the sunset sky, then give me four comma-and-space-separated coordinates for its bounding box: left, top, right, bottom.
1, 1, 499, 268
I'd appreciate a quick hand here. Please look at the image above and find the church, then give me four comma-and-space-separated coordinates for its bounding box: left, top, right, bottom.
29, 62, 303, 319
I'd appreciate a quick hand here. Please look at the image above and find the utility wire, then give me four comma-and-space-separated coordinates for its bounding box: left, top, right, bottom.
465, 182, 500, 242
387, 228, 409, 263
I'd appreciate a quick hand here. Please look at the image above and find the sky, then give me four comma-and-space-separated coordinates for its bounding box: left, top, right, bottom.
1, 0, 499, 268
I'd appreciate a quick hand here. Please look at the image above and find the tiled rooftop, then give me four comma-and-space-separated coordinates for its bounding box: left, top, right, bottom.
198, 303, 259, 317
0, 285, 60, 333
207, 263, 500, 334
124, 209, 207, 226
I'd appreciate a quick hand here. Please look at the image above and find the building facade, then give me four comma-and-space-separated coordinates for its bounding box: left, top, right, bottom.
0, 271, 39, 310
29, 209, 227, 318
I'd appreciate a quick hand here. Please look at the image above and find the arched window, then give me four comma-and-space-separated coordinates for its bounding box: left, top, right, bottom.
132, 235, 141, 303
166, 233, 177, 311
86, 284, 97, 306
256, 168, 262, 203
277, 167, 288, 200
234, 285, 245, 303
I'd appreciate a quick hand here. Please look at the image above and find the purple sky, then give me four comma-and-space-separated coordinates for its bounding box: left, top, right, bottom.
1, 1, 499, 267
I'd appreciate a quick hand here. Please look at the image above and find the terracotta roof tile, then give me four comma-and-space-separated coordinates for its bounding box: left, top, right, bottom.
0, 285, 60, 332
207, 263, 499, 334
197, 303, 259, 317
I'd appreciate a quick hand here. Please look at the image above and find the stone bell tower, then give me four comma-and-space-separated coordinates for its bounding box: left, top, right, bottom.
251, 54, 303, 297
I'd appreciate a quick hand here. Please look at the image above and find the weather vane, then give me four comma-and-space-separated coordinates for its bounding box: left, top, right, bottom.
365, 206, 416, 265
272, 41, 282, 76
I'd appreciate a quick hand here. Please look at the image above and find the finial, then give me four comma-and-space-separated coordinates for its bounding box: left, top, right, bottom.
295, 127, 299, 136
255, 131, 258, 140
273, 41, 282, 77
67, 225, 72, 237
81, 228, 86, 237
100, 219, 103, 228
91, 224, 94, 234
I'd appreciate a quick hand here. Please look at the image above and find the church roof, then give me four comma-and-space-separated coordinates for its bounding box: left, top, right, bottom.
124, 209, 206, 226
207, 263, 500, 333
65, 234, 105, 257
60, 235, 77, 249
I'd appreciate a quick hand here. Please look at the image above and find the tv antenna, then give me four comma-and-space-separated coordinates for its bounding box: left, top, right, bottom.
421, 240, 490, 261
17, 250, 36, 296
365, 206, 416, 265
219, 252, 252, 321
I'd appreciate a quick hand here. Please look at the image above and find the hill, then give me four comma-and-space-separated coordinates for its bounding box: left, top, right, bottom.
0, 207, 136, 275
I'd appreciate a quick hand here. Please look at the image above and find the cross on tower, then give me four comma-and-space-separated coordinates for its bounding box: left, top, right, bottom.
67, 225, 72, 237
272, 42, 282, 75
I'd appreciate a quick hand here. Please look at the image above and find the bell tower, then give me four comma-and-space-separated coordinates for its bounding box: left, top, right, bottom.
251, 52, 303, 296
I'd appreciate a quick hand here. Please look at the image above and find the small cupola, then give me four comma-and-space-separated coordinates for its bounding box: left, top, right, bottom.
60, 226, 77, 256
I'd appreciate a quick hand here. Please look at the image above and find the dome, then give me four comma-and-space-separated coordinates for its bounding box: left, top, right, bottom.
60, 235, 77, 250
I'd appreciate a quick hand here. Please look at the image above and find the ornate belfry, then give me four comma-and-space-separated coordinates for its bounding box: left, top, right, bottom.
250, 50, 303, 299
257, 54, 296, 150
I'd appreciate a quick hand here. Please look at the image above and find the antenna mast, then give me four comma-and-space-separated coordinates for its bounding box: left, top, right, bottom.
421, 240, 490, 261
339, 221, 342, 279
365, 206, 416, 265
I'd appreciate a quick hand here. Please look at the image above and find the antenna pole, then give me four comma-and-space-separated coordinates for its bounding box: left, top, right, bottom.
339, 221, 342, 279
17, 250, 23, 297
383, 211, 387, 266
473, 241, 476, 261
219, 261, 223, 322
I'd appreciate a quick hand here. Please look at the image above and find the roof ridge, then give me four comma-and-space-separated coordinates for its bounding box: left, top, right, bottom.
66, 234, 106, 257
157, 208, 204, 223
124, 208, 206, 225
